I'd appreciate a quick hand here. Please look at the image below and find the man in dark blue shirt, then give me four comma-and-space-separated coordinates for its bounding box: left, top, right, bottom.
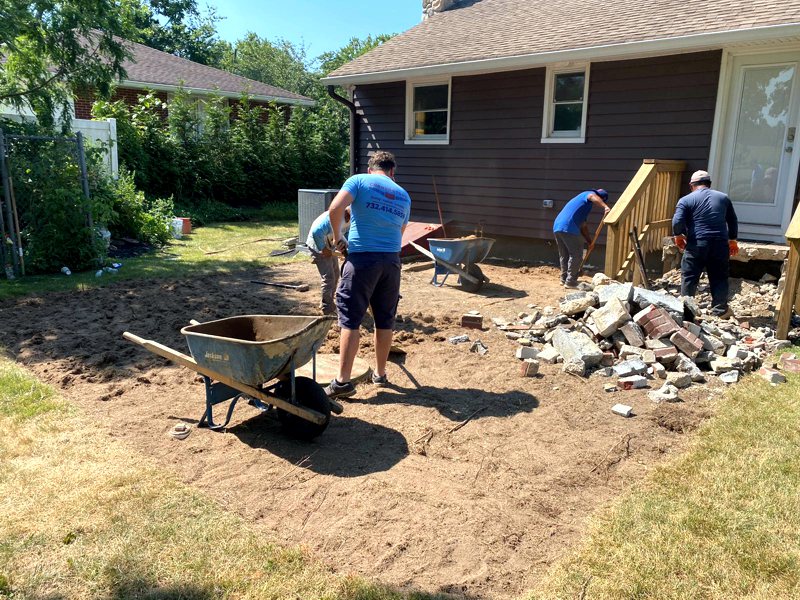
672, 170, 739, 317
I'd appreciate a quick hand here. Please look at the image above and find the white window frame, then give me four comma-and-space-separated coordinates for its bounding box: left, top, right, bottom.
541, 64, 590, 144
405, 77, 452, 145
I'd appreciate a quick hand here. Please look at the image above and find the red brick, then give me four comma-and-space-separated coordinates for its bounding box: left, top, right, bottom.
461, 314, 483, 330
653, 346, 679, 363
633, 305, 680, 339
781, 359, 800, 374
670, 328, 704, 359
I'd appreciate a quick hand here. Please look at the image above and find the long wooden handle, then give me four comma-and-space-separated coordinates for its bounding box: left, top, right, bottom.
408, 241, 479, 284
122, 332, 326, 425
578, 220, 606, 272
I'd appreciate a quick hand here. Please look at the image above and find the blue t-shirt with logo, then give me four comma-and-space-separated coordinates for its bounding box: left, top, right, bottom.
553, 191, 594, 236
342, 173, 411, 253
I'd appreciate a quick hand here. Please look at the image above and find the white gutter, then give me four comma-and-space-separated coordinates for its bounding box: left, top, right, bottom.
121, 80, 316, 107
321, 23, 800, 86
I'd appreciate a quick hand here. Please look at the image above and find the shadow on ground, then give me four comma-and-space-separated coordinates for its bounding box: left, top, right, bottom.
229, 413, 410, 477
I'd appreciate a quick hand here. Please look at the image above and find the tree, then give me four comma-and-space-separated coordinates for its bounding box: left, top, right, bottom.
220, 34, 315, 96
316, 34, 394, 79
0, 0, 129, 127
118, 0, 226, 66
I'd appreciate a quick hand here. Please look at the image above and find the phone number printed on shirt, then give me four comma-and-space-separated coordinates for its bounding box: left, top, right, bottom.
365, 201, 406, 219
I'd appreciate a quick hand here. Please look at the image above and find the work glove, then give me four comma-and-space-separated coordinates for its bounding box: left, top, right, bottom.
729, 240, 739, 257
674, 235, 687, 251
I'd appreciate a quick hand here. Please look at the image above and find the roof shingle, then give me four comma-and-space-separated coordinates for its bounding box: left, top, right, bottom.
327, 0, 800, 80
122, 40, 313, 105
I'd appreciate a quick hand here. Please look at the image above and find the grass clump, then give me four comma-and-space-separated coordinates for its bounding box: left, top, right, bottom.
528, 367, 800, 600
0, 358, 65, 422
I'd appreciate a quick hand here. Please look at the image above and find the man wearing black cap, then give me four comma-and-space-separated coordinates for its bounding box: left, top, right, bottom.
552, 189, 611, 288
672, 170, 739, 317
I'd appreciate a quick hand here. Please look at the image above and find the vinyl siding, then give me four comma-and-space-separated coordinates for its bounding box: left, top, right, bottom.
353, 50, 721, 241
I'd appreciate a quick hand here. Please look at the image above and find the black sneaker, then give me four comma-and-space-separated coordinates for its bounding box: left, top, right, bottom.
372, 372, 388, 387
324, 379, 356, 399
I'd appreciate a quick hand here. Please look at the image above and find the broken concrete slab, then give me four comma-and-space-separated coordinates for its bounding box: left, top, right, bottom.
613, 359, 648, 378
648, 383, 681, 403
595, 282, 634, 306
516, 346, 539, 360
552, 328, 603, 367
559, 291, 599, 316
619, 345, 645, 360
563, 357, 586, 376
719, 370, 740, 384
709, 357, 742, 374
665, 372, 692, 389
590, 296, 631, 337
633, 287, 685, 314
537, 344, 561, 364
619, 321, 646, 347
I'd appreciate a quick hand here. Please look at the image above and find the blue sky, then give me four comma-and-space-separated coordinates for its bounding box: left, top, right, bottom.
208, 0, 421, 59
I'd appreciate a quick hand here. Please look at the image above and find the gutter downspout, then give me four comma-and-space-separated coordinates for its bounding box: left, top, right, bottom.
327, 85, 359, 176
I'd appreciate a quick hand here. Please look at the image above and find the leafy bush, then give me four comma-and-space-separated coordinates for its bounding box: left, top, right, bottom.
1, 119, 109, 274
101, 170, 174, 247
92, 88, 346, 212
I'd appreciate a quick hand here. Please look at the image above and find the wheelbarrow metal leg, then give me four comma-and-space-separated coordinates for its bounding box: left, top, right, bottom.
199, 376, 247, 430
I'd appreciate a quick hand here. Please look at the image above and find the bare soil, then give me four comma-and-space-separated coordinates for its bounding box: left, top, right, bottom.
0, 260, 720, 599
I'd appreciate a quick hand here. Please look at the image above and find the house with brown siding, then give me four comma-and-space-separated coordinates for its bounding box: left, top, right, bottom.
74, 39, 314, 120
323, 0, 800, 256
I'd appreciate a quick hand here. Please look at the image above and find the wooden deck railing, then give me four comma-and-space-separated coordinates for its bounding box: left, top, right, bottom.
776, 205, 800, 339
603, 159, 687, 283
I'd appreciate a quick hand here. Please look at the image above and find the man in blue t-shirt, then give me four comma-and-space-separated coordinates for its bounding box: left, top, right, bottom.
672, 170, 739, 317
552, 189, 611, 288
306, 208, 350, 315
325, 151, 411, 399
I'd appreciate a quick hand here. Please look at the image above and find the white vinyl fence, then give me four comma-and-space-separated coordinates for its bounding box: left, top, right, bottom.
73, 117, 118, 179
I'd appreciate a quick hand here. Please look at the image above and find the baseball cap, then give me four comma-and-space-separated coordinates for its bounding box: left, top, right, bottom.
690, 170, 711, 184
594, 188, 609, 201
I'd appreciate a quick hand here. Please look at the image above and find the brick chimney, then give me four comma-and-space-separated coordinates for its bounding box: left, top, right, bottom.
422, 0, 458, 19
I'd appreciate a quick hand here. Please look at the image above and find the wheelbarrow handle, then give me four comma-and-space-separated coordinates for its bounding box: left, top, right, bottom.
121, 331, 327, 426
408, 241, 480, 284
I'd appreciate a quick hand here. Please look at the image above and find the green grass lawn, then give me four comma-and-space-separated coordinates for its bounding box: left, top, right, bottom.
529, 365, 800, 600
0, 218, 302, 301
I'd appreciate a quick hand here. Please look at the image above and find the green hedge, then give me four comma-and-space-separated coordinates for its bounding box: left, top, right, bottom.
92, 89, 346, 209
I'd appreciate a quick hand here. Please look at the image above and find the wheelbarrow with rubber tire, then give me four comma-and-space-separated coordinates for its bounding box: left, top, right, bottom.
123, 315, 340, 440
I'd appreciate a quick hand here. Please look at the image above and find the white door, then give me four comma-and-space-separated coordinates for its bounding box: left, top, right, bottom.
718, 52, 800, 235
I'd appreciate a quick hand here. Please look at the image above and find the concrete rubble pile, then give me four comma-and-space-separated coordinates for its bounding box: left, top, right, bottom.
490, 271, 799, 402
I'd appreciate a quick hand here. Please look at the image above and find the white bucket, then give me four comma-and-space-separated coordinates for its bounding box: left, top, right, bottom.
170, 217, 183, 239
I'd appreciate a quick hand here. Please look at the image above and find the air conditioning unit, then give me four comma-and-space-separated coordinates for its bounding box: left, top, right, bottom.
298, 189, 339, 244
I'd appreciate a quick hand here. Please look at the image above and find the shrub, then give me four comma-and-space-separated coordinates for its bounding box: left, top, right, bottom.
92, 88, 347, 212
101, 170, 174, 247
2, 119, 109, 274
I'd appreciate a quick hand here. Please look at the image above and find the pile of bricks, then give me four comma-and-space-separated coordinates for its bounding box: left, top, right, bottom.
492, 271, 798, 399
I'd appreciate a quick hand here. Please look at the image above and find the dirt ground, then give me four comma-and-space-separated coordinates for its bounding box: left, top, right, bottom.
0, 260, 720, 599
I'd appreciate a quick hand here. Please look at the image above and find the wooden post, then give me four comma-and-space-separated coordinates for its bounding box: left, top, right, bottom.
75, 131, 93, 230
0, 130, 20, 275
776, 242, 800, 339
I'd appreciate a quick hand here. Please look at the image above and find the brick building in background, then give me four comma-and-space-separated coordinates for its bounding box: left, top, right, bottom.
74, 38, 314, 120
